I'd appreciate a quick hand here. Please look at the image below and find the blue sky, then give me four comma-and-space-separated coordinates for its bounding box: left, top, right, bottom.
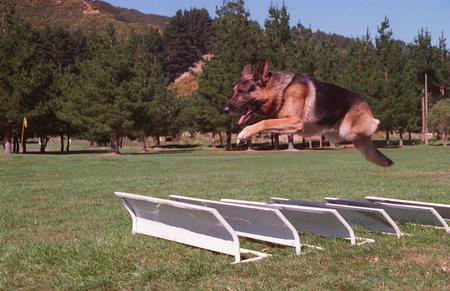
104, 0, 450, 45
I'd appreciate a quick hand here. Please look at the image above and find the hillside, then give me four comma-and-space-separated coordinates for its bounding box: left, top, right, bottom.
16, 0, 170, 35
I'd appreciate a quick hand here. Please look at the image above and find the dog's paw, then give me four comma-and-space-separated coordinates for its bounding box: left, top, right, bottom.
237, 128, 251, 144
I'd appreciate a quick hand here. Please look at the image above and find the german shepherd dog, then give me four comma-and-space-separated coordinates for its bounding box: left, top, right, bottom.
223, 60, 393, 167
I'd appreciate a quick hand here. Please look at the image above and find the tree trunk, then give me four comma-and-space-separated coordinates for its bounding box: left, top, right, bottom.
13, 135, 18, 153
111, 135, 121, 154
119, 136, 124, 149
309, 138, 312, 149
219, 131, 224, 146
3, 128, 12, 154
319, 135, 323, 148
287, 133, 295, 150
60, 135, 65, 152
210, 132, 216, 148
385, 130, 390, 146
225, 127, 232, 151
442, 131, 448, 146
142, 136, 148, 152
246, 139, 253, 151
155, 135, 161, 147
40, 137, 48, 153
66, 134, 70, 152
272, 133, 279, 150
408, 131, 412, 144
399, 129, 404, 147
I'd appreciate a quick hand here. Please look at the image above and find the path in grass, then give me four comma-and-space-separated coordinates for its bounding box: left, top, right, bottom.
0, 145, 449, 289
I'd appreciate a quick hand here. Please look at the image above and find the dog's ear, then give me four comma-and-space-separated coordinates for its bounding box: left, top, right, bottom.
241, 64, 253, 80
255, 59, 270, 83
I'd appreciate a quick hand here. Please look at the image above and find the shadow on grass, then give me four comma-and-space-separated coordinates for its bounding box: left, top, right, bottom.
125, 149, 200, 155
23, 149, 110, 155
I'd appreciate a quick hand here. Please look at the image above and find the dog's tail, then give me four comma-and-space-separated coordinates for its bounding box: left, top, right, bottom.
353, 136, 393, 167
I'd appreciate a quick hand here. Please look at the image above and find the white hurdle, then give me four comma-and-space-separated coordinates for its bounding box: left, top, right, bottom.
221, 199, 373, 245
169, 195, 302, 254
271, 197, 402, 238
114, 192, 270, 264
365, 196, 450, 220
325, 197, 450, 233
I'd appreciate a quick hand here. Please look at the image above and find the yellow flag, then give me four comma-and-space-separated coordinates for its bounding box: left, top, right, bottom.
23, 117, 27, 128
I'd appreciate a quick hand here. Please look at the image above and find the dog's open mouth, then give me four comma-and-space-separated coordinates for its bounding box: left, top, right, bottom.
238, 103, 256, 125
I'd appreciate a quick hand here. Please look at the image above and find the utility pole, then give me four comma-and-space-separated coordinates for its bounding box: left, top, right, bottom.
424, 73, 429, 145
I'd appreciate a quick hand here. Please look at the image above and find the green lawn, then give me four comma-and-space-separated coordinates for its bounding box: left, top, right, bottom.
1, 144, 449, 290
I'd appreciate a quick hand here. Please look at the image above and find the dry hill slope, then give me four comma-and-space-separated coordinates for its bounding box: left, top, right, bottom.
16, 0, 170, 34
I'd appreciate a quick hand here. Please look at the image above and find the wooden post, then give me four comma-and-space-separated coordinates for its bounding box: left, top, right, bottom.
425, 76, 428, 143
421, 91, 425, 143
287, 133, 295, 150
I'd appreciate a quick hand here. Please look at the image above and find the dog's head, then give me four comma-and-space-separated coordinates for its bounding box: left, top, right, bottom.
223, 60, 271, 125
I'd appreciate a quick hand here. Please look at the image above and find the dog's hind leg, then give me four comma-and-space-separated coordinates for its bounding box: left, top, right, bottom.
353, 136, 393, 167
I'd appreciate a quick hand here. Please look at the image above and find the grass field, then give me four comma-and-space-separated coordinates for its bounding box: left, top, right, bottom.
1, 143, 449, 290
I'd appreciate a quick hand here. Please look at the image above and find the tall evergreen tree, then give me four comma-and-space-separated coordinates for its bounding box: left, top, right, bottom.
435, 32, 450, 98
411, 28, 435, 144
374, 16, 396, 143
197, 0, 263, 149
68, 25, 134, 154
286, 23, 316, 75
0, 1, 50, 154
128, 29, 169, 150
163, 8, 213, 81
264, 3, 290, 70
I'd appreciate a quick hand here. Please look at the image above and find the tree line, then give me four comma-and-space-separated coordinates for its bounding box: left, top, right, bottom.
1, 0, 450, 154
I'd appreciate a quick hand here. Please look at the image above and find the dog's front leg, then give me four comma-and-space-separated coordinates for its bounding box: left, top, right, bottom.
237, 118, 303, 144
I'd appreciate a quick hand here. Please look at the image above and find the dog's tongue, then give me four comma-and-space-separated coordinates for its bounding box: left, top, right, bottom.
238, 114, 246, 125
238, 105, 253, 125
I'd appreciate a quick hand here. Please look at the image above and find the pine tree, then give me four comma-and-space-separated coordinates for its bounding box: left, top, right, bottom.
197, 0, 263, 149
374, 16, 396, 144
411, 28, 435, 144
128, 30, 169, 150
163, 8, 212, 81
264, 3, 290, 70
435, 32, 450, 98
70, 25, 134, 154
286, 23, 316, 75
0, 1, 50, 154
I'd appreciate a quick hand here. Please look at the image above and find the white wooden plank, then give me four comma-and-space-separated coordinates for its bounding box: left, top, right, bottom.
365, 196, 450, 219
169, 195, 301, 254
271, 197, 402, 237
325, 197, 450, 233
221, 198, 357, 245
115, 192, 270, 263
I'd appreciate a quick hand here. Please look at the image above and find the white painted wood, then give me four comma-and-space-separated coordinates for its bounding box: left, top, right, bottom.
115, 192, 270, 263
325, 197, 450, 233
365, 196, 450, 220
271, 197, 402, 238
169, 195, 301, 254
221, 199, 357, 245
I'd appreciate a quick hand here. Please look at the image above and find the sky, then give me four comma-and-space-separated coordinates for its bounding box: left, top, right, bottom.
104, 0, 450, 45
